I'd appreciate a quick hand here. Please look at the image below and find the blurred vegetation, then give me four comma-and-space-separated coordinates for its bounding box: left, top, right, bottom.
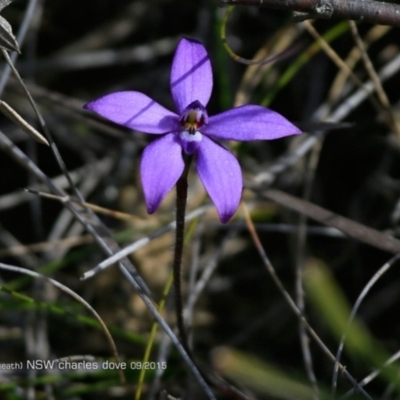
0, 0, 400, 399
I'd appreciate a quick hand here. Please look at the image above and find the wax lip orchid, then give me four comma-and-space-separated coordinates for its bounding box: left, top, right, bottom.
84, 38, 301, 223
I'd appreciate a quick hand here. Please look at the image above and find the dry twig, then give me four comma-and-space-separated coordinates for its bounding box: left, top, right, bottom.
218, 0, 400, 27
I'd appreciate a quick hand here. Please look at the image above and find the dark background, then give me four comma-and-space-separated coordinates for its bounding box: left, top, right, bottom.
0, 0, 400, 399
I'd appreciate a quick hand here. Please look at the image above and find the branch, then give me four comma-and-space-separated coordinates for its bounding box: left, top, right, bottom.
251, 188, 400, 254
218, 0, 400, 27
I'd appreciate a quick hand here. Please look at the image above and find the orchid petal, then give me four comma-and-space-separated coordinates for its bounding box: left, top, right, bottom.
170, 38, 213, 114
141, 133, 184, 213
197, 136, 242, 223
84, 91, 178, 134
202, 105, 301, 141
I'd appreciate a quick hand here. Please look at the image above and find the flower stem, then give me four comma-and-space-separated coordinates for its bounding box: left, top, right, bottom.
173, 155, 192, 354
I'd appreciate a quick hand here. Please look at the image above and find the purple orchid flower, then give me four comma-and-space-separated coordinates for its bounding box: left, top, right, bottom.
84, 38, 301, 223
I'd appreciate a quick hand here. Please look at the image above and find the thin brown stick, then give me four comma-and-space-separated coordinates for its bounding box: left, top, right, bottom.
26, 189, 148, 224
348, 21, 400, 137
302, 20, 389, 126
218, 0, 400, 27
241, 203, 372, 399
327, 25, 391, 107
249, 188, 400, 254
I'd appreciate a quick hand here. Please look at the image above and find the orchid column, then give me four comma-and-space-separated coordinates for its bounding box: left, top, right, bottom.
84, 37, 301, 353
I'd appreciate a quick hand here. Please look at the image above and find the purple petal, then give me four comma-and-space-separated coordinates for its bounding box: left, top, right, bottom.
84, 91, 178, 134
141, 133, 184, 214
202, 105, 301, 141
196, 136, 242, 223
170, 38, 213, 114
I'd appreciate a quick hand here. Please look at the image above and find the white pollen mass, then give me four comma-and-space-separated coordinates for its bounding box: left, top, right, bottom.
180, 130, 202, 142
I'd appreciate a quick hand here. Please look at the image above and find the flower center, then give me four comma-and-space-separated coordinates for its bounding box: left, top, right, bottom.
179, 100, 208, 135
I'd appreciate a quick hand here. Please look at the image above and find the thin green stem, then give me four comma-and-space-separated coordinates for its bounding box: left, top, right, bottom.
173, 155, 193, 354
